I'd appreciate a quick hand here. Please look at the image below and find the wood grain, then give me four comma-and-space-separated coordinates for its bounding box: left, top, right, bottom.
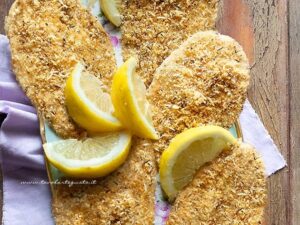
217, 0, 254, 64
0, 0, 14, 34
289, 0, 300, 224
244, 1, 290, 224
0, 0, 297, 224
218, 1, 289, 224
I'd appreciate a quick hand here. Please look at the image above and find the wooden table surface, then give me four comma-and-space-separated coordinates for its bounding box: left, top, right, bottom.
0, 0, 299, 224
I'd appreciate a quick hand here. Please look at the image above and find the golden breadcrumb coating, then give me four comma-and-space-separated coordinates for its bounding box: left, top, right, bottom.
53, 31, 250, 224
148, 31, 250, 159
167, 143, 267, 225
6, 2, 257, 224
121, 0, 219, 87
52, 138, 157, 225
5, 0, 116, 138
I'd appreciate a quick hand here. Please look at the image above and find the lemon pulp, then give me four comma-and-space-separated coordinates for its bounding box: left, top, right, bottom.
44, 131, 131, 178
65, 62, 121, 133
159, 125, 237, 201
111, 57, 158, 139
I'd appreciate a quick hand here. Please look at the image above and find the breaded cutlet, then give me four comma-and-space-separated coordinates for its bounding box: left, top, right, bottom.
5, 1, 158, 224
148, 31, 250, 160
5, 1, 259, 224
146, 32, 266, 223
51, 31, 251, 224
5, 0, 116, 138
52, 138, 157, 225
121, 0, 219, 87
167, 143, 267, 224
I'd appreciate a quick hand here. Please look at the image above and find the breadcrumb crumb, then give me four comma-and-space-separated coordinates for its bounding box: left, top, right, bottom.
6, 1, 261, 224
6, 0, 116, 138
167, 143, 267, 225
148, 31, 250, 160
121, 0, 219, 87
52, 138, 157, 225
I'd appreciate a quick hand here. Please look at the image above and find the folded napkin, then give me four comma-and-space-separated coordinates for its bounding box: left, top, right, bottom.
0, 35, 54, 225
240, 100, 286, 176
0, 33, 286, 225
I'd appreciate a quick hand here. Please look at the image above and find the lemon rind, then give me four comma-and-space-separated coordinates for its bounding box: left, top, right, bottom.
65, 63, 122, 132
159, 125, 237, 200
100, 0, 122, 27
111, 58, 158, 139
126, 58, 158, 139
72, 63, 120, 123
44, 131, 131, 178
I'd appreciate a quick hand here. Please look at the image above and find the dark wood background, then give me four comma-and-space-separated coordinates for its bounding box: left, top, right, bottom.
0, 0, 299, 224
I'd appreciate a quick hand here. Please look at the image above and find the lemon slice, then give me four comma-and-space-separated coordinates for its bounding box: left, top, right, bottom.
159, 125, 237, 201
111, 57, 158, 140
100, 0, 122, 27
44, 131, 131, 178
65, 63, 122, 132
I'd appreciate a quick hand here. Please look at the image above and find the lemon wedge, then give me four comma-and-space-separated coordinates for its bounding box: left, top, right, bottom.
43, 131, 131, 178
159, 125, 237, 201
111, 57, 158, 140
100, 0, 122, 27
65, 62, 122, 133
